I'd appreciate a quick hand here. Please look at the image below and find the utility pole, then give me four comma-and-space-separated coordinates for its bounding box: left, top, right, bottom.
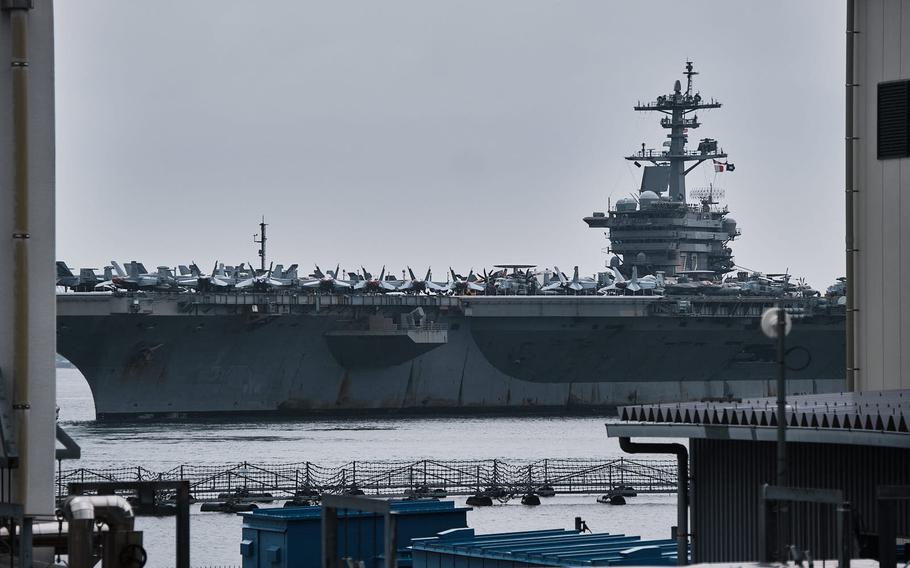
254, 217, 267, 272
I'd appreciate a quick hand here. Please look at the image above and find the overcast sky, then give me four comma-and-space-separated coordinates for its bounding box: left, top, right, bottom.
54, 1, 846, 287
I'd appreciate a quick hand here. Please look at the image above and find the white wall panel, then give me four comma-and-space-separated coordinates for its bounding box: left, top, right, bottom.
854, 0, 910, 391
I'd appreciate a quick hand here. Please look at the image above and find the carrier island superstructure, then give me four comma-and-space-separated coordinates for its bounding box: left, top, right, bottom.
584, 61, 737, 277
56, 63, 846, 420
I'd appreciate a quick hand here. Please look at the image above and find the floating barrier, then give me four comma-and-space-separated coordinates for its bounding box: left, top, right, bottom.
58, 457, 677, 502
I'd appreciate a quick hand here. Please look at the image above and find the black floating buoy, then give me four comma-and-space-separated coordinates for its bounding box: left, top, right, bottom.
466, 494, 494, 507
344, 485, 365, 496
521, 493, 541, 506
596, 493, 627, 506
430, 488, 448, 498
537, 485, 556, 497
201, 500, 259, 513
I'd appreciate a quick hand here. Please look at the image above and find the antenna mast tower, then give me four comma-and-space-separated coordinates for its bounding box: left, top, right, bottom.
254, 217, 267, 271
627, 61, 727, 201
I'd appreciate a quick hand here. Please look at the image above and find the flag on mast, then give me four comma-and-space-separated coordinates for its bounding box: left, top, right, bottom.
713, 159, 725, 173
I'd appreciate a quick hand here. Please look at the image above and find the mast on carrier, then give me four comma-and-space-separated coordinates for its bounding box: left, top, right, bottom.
628, 60, 726, 202
254, 217, 267, 272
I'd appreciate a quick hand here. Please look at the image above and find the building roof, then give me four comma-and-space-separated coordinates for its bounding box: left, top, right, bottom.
411, 528, 680, 567
607, 390, 910, 448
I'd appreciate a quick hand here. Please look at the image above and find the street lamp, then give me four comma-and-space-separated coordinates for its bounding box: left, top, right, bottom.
761, 306, 793, 561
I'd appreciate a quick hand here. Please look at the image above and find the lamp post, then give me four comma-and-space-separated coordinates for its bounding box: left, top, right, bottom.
761, 306, 793, 561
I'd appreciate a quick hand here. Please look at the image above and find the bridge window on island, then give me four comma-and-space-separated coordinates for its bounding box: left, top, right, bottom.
878, 79, 910, 159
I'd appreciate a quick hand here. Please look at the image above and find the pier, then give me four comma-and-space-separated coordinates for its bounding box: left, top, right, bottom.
57, 458, 678, 501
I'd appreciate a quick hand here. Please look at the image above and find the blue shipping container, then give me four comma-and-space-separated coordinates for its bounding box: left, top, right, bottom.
240, 500, 469, 568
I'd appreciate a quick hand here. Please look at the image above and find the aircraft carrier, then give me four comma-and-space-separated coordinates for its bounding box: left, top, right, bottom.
56, 63, 846, 420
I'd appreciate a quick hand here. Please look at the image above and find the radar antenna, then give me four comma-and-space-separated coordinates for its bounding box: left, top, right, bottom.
689, 184, 725, 205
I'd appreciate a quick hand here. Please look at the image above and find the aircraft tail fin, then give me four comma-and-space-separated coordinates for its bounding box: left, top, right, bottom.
126, 261, 142, 279
111, 261, 126, 278
612, 267, 626, 284
628, 266, 642, 292
554, 266, 567, 284
56, 261, 74, 279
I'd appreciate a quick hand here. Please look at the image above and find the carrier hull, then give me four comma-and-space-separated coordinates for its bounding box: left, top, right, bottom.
56, 293, 845, 420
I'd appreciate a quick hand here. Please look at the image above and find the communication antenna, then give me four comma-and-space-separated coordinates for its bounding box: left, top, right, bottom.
253, 216, 267, 271
684, 60, 698, 96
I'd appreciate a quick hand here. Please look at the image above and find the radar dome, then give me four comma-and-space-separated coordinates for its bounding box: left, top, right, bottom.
639, 191, 659, 208
722, 217, 738, 236
616, 197, 637, 212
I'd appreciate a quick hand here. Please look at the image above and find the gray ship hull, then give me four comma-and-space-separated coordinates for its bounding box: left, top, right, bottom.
56, 293, 845, 420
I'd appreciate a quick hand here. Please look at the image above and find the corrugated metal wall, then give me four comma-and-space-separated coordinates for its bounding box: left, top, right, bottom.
853, 0, 910, 391
692, 438, 910, 562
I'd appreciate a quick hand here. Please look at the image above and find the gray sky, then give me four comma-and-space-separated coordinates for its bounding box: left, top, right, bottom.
55, 1, 846, 287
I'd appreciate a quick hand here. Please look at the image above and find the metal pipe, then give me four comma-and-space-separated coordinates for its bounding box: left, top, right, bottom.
776, 307, 787, 488
837, 503, 852, 568
63, 495, 135, 568
63, 495, 135, 531
845, 0, 856, 391
67, 518, 93, 568
176, 481, 191, 568
619, 437, 688, 565
775, 308, 788, 562
64, 496, 96, 568
7, 2, 32, 507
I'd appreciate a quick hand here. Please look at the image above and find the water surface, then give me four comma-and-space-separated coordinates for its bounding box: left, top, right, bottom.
57, 367, 679, 567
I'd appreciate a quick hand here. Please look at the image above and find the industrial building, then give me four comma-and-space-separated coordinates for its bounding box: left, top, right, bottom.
610, 0, 910, 563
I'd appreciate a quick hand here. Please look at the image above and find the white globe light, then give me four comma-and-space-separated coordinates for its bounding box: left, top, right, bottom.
761, 308, 792, 338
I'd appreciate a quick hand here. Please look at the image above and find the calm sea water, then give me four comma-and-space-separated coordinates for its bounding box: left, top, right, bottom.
57, 367, 679, 568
